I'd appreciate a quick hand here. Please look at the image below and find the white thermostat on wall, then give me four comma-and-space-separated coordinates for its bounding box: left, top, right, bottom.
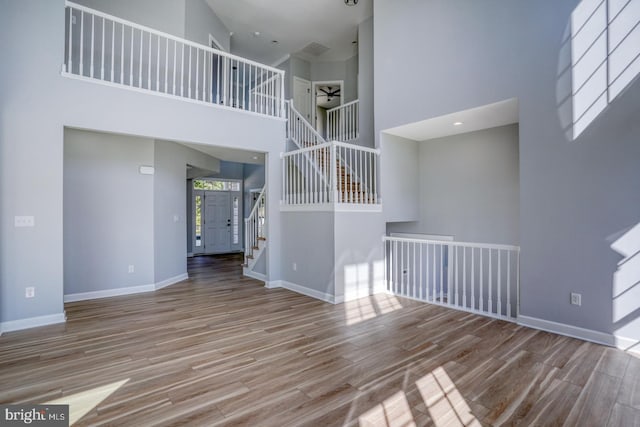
139, 165, 155, 175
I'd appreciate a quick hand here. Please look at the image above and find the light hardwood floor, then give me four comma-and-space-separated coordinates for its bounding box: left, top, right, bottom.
1, 254, 638, 426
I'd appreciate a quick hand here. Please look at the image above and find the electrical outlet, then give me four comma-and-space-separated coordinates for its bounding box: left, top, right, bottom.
570, 292, 581, 306
25, 287, 35, 298
128, 265, 135, 273
292, 263, 297, 271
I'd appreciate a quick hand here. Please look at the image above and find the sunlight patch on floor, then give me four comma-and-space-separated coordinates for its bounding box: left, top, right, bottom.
358, 390, 416, 427
344, 293, 404, 325
44, 379, 129, 425
416, 367, 481, 427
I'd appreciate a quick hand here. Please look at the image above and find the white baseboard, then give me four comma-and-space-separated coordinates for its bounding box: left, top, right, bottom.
614, 335, 640, 355
64, 273, 188, 303
64, 284, 155, 303
243, 269, 266, 282
155, 273, 188, 290
0, 312, 67, 334
518, 315, 615, 347
265, 280, 282, 289
265, 280, 336, 304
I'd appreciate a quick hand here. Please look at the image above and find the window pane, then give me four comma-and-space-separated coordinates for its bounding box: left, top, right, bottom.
232, 196, 239, 244
195, 195, 202, 247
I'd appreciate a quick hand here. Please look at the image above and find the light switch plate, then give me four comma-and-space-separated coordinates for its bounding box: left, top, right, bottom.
15, 216, 35, 227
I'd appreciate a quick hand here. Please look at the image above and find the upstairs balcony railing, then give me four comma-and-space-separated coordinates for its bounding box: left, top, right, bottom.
384, 236, 520, 321
63, 1, 285, 118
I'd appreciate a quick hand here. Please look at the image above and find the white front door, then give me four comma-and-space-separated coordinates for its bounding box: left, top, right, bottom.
293, 76, 312, 123
204, 192, 231, 253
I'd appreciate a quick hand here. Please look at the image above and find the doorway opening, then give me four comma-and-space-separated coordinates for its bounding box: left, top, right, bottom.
312, 80, 344, 138
192, 179, 243, 255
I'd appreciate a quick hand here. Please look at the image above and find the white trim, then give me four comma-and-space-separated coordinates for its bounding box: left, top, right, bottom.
280, 203, 382, 213
60, 72, 287, 122
64, 274, 188, 303
155, 273, 188, 290
615, 335, 640, 355
64, 284, 155, 303
390, 233, 454, 241
208, 33, 226, 52
0, 312, 67, 333
271, 54, 291, 68
383, 235, 520, 252
265, 280, 282, 289
517, 315, 615, 347
243, 268, 266, 282
264, 280, 335, 304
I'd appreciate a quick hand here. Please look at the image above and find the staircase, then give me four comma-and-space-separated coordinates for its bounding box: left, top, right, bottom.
283, 101, 379, 207
243, 187, 267, 280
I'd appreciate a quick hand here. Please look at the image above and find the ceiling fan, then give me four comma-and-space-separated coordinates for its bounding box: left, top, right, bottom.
317, 86, 341, 99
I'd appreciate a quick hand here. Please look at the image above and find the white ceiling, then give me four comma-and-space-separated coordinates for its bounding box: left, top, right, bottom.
205, 0, 372, 65
383, 98, 520, 142
177, 141, 265, 165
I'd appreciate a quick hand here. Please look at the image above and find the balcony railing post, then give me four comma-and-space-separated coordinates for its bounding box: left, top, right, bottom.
330, 143, 338, 203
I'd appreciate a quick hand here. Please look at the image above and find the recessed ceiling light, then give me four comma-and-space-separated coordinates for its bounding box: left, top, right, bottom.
252, 156, 258, 160
271, 40, 279, 44
253, 31, 261, 37
345, 0, 359, 5
453, 121, 463, 126
352, 40, 357, 44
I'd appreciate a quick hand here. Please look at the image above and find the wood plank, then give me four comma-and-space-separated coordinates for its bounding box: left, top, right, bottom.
0, 253, 637, 427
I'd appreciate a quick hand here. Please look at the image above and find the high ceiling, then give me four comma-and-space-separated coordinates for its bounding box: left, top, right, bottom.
205, 0, 372, 65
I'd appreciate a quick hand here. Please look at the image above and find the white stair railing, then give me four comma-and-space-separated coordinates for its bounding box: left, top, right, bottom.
63, 1, 285, 118
327, 100, 359, 142
245, 187, 266, 261
383, 236, 520, 320
282, 141, 380, 206
287, 101, 325, 148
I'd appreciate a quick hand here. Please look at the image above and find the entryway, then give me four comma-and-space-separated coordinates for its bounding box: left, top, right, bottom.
192, 179, 242, 255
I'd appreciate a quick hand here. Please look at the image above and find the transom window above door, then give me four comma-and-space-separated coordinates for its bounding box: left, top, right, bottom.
193, 179, 241, 191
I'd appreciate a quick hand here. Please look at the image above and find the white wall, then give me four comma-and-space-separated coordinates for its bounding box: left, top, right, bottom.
334, 212, 385, 301
73, 0, 186, 38
64, 129, 156, 295
358, 17, 374, 148
0, 0, 285, 327
280, 212, 335, 297
380, 133, 419, 223
63, 130, 221, 298
388, 124, 520, 245
345, 55, 359, 103
375, 0, 640, 343
184, 0, 230, 50
154, 139, 220, 283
